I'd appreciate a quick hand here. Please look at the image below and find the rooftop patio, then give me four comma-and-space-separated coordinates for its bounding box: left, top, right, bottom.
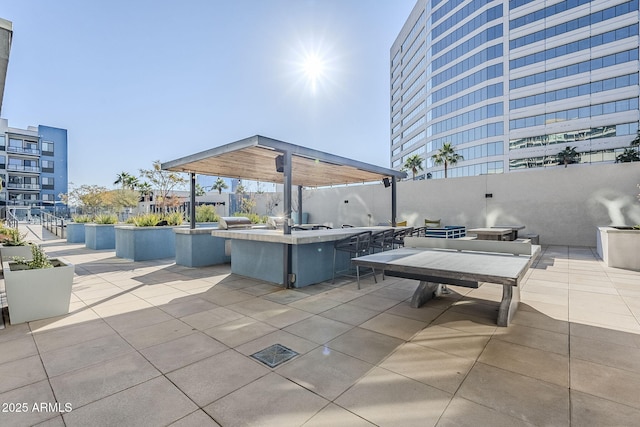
1, 224, 639, 426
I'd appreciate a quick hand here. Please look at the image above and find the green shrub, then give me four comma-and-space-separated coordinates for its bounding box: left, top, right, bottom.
0, 227, 28, 246
94, 214, 118, 224
130, 212, 183, 226
12, 244, 52, 269
195, 205, 220, 223
163, 211, 183, 226
72, 215, 93, 223
131, 213, 162, 227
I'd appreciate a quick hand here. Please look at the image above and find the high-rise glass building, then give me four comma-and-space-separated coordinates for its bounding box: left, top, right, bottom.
391, 0, 640, 178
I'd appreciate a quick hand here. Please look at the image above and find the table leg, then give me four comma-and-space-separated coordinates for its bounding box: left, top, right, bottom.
497, 285, 520, 326
410, 281, 443, 308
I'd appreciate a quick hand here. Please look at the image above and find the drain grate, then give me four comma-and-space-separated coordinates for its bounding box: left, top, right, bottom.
251, 344, 298, 368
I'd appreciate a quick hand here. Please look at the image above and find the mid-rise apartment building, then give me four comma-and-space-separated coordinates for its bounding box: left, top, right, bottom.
0, 119, 68, 215
391, 0, 640, 178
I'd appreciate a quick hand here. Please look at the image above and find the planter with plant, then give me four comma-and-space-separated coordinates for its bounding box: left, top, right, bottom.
115, 212, 185, 261
596, 184, 640, 271
0, 226, 32, 263
85, 214, 118, 250
67, 215, 93, 243
3, 244, 74, 324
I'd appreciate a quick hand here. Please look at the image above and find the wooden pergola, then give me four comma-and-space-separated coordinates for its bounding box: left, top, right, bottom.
161, 134, 407, 232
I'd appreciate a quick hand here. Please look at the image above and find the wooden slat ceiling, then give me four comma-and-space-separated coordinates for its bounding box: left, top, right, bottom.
163, 138, 405, 187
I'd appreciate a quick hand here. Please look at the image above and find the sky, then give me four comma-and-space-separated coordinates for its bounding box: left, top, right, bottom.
1, 0, 417, 189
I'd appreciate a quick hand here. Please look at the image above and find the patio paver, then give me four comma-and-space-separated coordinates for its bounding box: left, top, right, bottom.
0, 229, 639, 426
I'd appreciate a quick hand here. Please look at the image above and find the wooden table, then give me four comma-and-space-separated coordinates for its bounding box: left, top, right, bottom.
351, 246, 539, 326
468, 227, 512, 241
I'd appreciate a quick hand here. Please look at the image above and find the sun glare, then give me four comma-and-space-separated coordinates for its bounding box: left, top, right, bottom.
298, 52, 328, 94
303, 54, 325, 82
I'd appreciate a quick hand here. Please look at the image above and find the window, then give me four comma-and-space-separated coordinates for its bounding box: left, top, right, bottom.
42, 160, 54, 172
41, 177, 55, 189
42, 141, 54, 154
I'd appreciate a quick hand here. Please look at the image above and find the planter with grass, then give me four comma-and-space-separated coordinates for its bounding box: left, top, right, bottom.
66, 215, 92, 243
597, 225, 640, 271
3, 244, 74, 324
85, 214, 118, 250
0, 227, 32, 263
116, 212, 184, 261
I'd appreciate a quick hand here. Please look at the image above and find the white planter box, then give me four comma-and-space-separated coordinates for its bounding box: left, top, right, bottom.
0, 245, 33, 264
3, 258, 75, 324
597, 227, 640, 271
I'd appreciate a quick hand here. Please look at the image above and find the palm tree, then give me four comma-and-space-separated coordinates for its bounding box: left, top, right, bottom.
431, 142, 463, 178
114, 172, 131, 189
615, 148, 640, 163
124, 175, 138, 190
137, 182, 153, 202
555, 146, 580, 168
195, 183, 206, 196
402, 154, 424, 180
211, 177, 229, 194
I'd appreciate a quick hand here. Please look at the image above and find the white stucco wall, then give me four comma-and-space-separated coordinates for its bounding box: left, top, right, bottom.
300, 162, 640, 247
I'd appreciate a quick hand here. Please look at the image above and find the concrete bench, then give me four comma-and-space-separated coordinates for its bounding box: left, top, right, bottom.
403, 236, 534, 256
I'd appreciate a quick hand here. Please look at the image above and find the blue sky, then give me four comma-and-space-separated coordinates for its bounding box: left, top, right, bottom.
2, 0, 416, 188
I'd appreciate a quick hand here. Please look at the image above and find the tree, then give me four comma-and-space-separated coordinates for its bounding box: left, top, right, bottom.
103, 189, 139, 212
402, 154, 424, 180
139, 160, 188, 212
615, 148, 640, 163
431, 142, 463, 178
195, 183, 206, 197
67, 184, 110, 215
114, 172, 138, 190
555, 146, 580, 168
137, 182, 153, 202
211, 177, 228, 194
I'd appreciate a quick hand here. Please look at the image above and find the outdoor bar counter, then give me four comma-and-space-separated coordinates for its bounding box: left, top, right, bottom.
211, 227, 389, 287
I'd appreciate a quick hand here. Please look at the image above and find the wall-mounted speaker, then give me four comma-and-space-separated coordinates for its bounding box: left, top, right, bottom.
382, 178, 391, 188
275, 155, 284, 173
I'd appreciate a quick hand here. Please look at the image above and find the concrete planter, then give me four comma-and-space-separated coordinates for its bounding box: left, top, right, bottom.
115, 225, 177, 261
174, 228, 230, 267
66, 223, 86, 243
0, 245, 33, 264
597, 226, 640, 271
3, 258, 75, 324
85, 224, 116, 250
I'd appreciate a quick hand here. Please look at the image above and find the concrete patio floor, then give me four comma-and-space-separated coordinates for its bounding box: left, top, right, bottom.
1, 224, 639, 426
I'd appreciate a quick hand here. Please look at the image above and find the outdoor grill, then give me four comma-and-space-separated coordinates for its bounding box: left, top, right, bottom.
218, 216, 253, 230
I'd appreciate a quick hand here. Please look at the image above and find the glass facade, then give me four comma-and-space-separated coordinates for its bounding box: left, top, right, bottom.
391, 0, 640, 178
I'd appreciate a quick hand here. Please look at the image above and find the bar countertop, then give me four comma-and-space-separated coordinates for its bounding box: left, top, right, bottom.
211, 226, 392, 245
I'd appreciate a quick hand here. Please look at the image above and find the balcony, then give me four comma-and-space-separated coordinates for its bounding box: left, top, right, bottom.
7, 183, 41, 190
7, 164, 41, 173
6, 146, 41, 156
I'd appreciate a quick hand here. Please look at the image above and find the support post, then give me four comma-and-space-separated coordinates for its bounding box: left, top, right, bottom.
391, 176, 397, 227
189, 173, 196, 230
297, 185, 303, 224
282, 151, 293, 288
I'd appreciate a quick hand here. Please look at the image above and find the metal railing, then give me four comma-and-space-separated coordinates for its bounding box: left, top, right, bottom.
41, 212, 66, 239
5, 210, 19, 229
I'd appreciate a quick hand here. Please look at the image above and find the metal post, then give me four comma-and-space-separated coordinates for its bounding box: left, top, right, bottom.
391, 176, 397, 227
282, 151, 293, 288
297, 186, 303, 224
190, 173, 196, 230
